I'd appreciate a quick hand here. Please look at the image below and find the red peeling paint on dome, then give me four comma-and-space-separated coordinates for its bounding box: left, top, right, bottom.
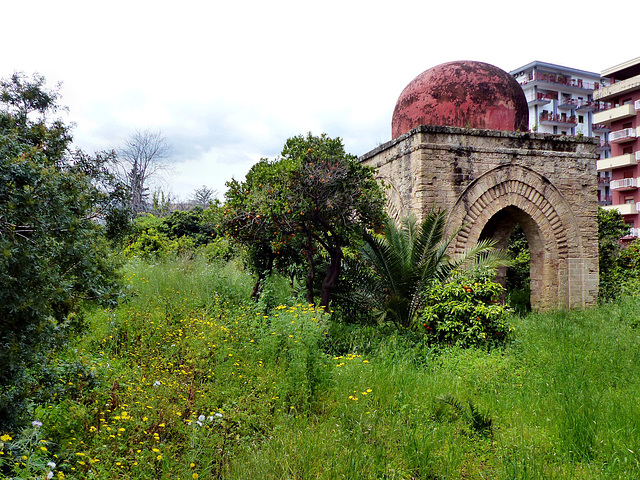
391, 61, 528, 138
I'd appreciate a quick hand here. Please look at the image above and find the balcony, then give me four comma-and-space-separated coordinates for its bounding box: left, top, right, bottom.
558, 97, 576, 111
524, 73, 599, 92
593, 103, 636, 125
596, 141, 611, 152
598, 175, 611, 185
593, 102, 612, 112
576, 100, 595, 113
526, 91, 557, 106
539, 112, 577, 127
599, 196, 613, 206
610, 177, 640, 191
610, 128, 637, 143
597, 153, 636, 171
602, 203, 638, 215
628, 227, 640, 238
592, 123, 611, 133
593, 74, 640, 101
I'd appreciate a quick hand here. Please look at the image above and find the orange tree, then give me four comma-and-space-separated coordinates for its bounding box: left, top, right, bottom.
223, 133, 385, 310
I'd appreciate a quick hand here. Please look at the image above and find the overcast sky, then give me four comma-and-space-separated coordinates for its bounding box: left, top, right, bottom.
3, 0, 638, 200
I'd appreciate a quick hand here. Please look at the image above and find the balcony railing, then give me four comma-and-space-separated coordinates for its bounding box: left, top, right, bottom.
611, 177, 640, 190
598, 154, 636, 171
558, 97, 576, 110
526, 92, 557, 105
599, 197, 613, 206
594, 74, 640, 101
596, 141, 611, 151
598, 176, 611, 184
539, 112, 577, 126
593, 103, 637, 125
610, 128, 637, 143
593, 102, 612, 112
524, 73, 599, 90
575, 100, 595, 112
593, 123, 611, 132
628, 227, 640, 238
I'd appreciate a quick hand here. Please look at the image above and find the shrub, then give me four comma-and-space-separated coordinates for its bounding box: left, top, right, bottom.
420, 268, 512, 347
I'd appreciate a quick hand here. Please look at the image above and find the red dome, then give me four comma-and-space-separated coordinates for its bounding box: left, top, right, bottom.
391, 61, 528, 138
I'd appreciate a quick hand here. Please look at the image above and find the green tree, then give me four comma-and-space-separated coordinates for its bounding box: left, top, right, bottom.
358, 212, 511, 329
0, 73, 121, 428
598, 206, 630, 301
223, 133, 386, 308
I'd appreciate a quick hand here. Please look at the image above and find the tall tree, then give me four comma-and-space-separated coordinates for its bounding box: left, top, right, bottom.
0, 72, 121, 428
224, 133, 386, 309
111, 129, 172, 215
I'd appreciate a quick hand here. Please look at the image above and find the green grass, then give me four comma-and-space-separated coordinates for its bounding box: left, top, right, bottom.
2, 257, 640, 479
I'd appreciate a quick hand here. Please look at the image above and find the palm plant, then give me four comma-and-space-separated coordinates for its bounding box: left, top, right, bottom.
358, 211, 511, 329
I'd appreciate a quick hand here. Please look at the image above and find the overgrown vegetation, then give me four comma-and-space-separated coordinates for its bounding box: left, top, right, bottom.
0, 73, 123, 429
2, 257, 640, 479
4, 72, 640, 480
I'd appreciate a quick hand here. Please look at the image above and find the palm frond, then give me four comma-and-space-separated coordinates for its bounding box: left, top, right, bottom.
361, 211, 510, 329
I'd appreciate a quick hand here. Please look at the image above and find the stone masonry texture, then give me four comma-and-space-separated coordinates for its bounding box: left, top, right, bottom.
360, 125, 599, 311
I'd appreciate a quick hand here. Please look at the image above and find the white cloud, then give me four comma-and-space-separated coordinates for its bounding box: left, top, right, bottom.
3, 0, 639, 199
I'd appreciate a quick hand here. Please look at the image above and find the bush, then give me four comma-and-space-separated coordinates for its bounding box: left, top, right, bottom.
420, 269, 512, 348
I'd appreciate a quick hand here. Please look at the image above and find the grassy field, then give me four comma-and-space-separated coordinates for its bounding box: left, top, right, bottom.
2, 256, 640, 479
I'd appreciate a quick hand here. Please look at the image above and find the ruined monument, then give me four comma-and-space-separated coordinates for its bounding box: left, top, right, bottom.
361, 61, 599, 310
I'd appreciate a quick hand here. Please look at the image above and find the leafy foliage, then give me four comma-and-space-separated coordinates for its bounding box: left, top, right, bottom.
420, 268, 512, 347
505, 225, 531, 313
0, 72, 122, 429
122, 205, 223, 259
358, 212, 511, 329
223, 133, 386, 308
598, 206, 631, 302
436, 393, 493, 437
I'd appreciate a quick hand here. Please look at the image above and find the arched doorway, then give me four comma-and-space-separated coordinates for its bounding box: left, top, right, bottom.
447, 165, 586, 311
479, 206, 542, 310
361, 125, 599, 310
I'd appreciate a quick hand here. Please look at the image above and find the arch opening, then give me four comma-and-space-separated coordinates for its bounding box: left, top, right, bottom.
479, 205, 547, 312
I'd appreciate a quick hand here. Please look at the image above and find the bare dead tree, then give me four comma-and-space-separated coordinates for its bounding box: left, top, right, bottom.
111, 130, 172, 215
192, 185, 217, 208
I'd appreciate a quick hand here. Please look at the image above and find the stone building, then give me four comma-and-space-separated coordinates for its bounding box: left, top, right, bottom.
361, 61, 599, 310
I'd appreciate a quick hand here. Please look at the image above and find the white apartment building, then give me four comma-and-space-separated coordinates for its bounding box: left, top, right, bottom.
510, 61, 611, 203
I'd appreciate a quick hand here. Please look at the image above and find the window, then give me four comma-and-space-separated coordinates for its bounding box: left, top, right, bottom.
624, 147, 633, 154
623, 98, 633, 105
625, 196, 635, 204
578, 115, 584, 123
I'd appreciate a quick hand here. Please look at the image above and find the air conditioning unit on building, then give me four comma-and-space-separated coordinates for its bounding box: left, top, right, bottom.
635, 99, 640, 110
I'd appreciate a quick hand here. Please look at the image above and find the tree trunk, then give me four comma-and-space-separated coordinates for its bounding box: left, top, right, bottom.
320, 246, 343, 312
251, 254, 274, 301
304, 239, 315, 305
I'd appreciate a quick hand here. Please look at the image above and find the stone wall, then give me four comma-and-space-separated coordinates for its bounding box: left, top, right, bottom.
360, 125, 599, 310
